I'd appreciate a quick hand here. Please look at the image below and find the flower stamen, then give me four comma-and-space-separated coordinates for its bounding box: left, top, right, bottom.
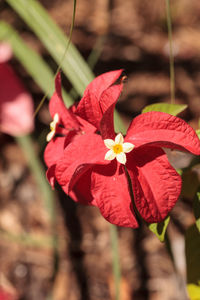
113, 144, 123, 154
46, 113, 59, 142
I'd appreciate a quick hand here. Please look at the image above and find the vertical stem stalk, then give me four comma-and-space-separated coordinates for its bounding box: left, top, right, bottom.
110, 224, 121, 300
165, 0, 175, 104
16, 135, 59, 281
124, 167, 142, 226
16, 135, 55, 219
87, 32, 123, 300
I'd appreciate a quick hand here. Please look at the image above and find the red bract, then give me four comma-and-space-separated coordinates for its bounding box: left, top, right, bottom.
45, 70, 200, 228
0, 43, 34, 136
44, 70, 123, 188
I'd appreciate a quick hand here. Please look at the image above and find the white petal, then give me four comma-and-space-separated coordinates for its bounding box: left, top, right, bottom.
54, 113, 59, 123
116, 152, 126, 164
123, 142, 135, 153
115, 133, 124, 144
104, 139, 115, 149
46, 130, 55, 142
105, 150, 116, 161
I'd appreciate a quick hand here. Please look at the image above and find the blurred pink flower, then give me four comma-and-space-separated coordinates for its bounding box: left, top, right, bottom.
0, 43, 12, 63
0, 288, 16, 300
0, 43, 34, 136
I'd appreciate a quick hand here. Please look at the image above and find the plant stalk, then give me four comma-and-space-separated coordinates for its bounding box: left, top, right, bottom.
110, 224, 121, 300
165, 0, 175, 104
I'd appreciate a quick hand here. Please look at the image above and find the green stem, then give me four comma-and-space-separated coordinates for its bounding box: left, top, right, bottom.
110, 225, 121, 300
0, 229, 53, 248
34, 0, 77, 116
124, 167, 142, 226
165, 0, 175, 104
87, 34, 123, 300
16, 135, 54, 219
87, 35, 106, 69
164, 2, 178, 267
86, 33, 124, 300
165, 231, 177, 271
15, 135, 59, 279
68, 34, 106, 101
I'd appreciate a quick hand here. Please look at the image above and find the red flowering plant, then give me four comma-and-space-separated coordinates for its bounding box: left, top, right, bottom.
44, 70, 200, 228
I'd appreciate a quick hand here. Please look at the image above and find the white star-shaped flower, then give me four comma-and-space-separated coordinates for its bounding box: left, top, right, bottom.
104, 133, 135, 165
46, 113, 59, 142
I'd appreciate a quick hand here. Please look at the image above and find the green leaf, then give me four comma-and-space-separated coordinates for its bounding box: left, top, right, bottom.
6, 0, 94, 96
193, 190, 200, 233
148, 216, 170, 242
187, 284, 200, 300
185, 224, 200, 299
142, 103, 187, 116
196, 129, 200, 140
0, 21, 73, 106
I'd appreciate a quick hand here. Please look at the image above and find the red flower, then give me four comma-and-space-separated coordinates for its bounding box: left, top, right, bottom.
44, 70, 123, 187
0, 43, 34, 136
45, 70, 200, 228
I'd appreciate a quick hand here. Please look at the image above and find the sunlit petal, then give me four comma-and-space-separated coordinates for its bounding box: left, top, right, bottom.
46, 130, 55, 142
104, 139, 115, 149
123, 142, 135, 153
116, 152, 126, 164
115, 132, 124, 144
105, 149, 116, 161
54, 113, 59, 123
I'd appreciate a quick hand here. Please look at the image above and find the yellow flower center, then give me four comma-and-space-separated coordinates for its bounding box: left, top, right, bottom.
50, 122, 55, 131
113, 144, 123, 154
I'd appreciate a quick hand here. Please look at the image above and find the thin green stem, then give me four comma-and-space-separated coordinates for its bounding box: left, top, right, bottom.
124, 167, 142, 226
165, 0, 175, 104
16, 135, 54, 219
165, 231, 177, 271
85, 33, 123, 300
16, 135, 59, 281
68, 34, 106, 101
55, 0, 77, 76
34, 0, 77, 116
164, 2, 179, 270
110, 225, 121, 300
87, 35, 106, 69
0, 229, 53, 248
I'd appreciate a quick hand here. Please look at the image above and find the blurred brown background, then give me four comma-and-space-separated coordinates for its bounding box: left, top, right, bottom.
1, 0, 200, 299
